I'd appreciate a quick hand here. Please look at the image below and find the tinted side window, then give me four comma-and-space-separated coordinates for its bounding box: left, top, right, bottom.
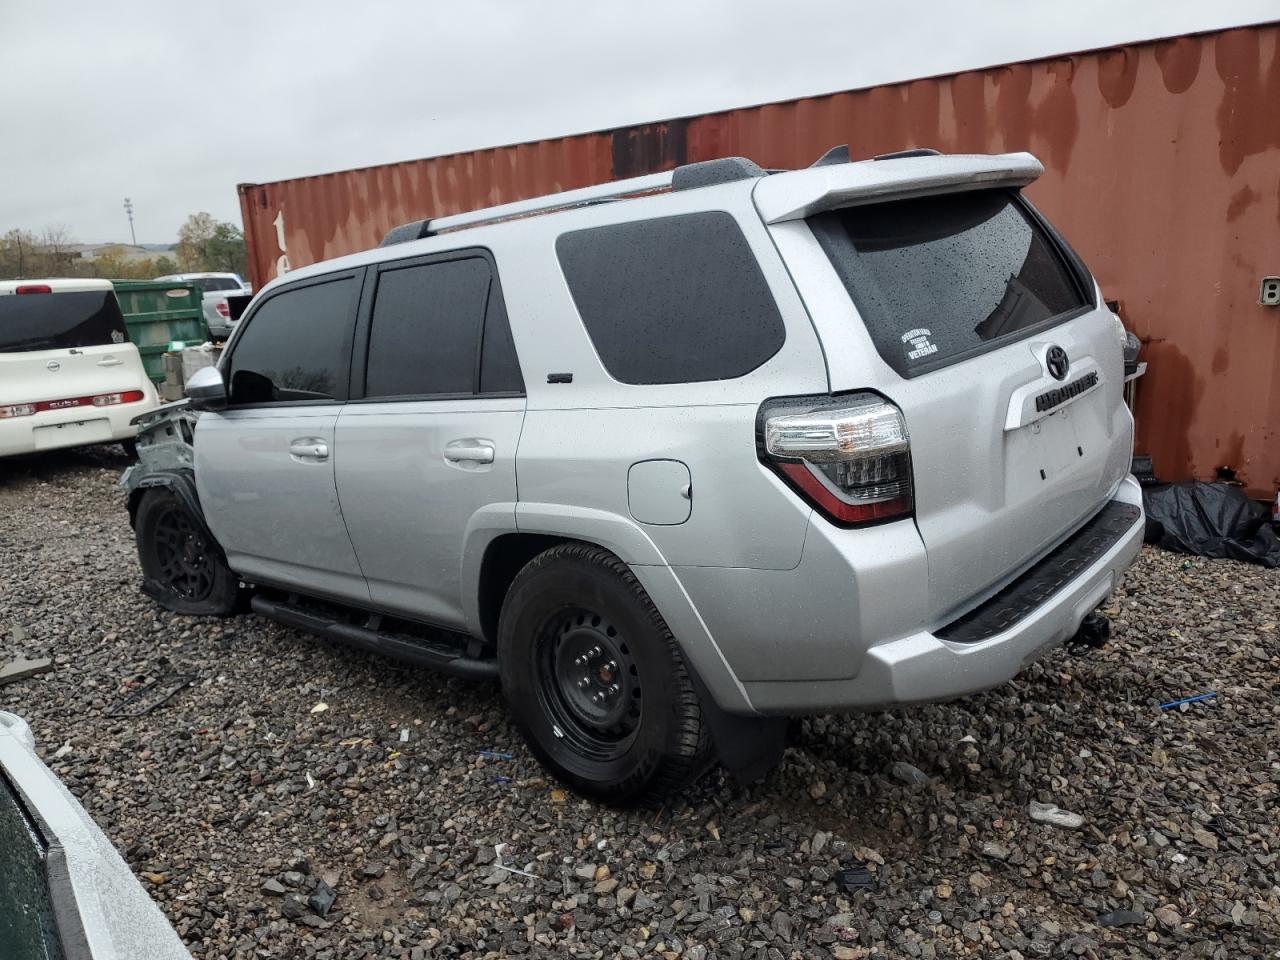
479, 279, 523, 394
0, 290, 129, 353
365, 255, 525, 398
556, 212, 786, 385
227, 276, 357, 404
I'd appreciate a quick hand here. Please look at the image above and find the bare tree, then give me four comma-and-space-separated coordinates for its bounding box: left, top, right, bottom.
40, 225, 79, 276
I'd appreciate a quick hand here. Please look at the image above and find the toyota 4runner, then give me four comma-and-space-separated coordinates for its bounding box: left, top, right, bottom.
123, 147, 1144, 804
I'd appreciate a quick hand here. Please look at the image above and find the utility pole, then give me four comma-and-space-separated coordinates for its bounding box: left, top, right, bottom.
123, 198, 136, 246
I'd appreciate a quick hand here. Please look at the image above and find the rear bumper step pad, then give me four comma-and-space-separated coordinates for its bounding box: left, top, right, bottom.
936, 500, 1142, 644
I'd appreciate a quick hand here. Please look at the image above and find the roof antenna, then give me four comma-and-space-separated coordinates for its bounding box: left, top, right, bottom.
810, 145, 851, 167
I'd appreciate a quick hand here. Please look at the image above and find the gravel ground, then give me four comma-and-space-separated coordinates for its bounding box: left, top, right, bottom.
1, 447, 1278, 960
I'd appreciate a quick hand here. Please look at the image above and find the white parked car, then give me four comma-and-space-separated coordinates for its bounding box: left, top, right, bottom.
0, 712, 192, 960
0, 279, 160, 458
154, 272, 249, 340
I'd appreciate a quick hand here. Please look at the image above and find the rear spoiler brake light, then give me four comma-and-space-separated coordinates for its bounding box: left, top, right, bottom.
753, 151, 1044, 224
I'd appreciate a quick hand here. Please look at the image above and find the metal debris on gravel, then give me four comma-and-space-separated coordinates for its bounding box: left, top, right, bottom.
1, 447, 1278, 958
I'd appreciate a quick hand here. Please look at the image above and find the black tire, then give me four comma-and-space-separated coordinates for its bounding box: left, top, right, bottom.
135, 488, 239, 616
120, 439, 138, 460
497, 543, 713, 805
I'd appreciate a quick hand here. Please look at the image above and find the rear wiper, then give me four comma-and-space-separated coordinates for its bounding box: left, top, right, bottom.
0, 337, 61, 353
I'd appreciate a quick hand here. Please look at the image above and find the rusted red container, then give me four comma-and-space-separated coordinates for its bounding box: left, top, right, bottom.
239, 24, 1280, 495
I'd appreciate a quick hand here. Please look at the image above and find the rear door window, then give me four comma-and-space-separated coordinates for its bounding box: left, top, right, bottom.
226, 275, 358, 404
556, 212, 786, 385
0, 290, 129, 353
809, 189, 1091, 377
364, 254, 524, 399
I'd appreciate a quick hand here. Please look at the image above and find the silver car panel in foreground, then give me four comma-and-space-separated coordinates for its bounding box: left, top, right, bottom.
0, 712, 191, 960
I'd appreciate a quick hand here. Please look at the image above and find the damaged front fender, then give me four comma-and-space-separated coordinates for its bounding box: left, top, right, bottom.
120, 400, 205, 532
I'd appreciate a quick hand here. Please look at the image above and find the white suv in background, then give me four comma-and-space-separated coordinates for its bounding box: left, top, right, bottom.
154, 272, 249, 340
0, 279, 159, 457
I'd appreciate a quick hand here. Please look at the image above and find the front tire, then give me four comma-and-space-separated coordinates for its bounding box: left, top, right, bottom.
135, 488, 239, 616
497, 543, 713, 805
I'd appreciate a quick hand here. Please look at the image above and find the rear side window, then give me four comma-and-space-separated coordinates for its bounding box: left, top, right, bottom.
193, 278, 242, 293
0, 290, 129, 353
227, 276, 357, 404
810, 190, 1091, 377
556, 212, 786, 385
364, 254, 524, 399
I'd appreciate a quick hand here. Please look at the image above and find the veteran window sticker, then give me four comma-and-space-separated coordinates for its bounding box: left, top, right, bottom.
901, 328, 938, 361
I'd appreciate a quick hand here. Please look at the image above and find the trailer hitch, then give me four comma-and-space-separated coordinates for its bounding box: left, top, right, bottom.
1066, 611, 1110, 654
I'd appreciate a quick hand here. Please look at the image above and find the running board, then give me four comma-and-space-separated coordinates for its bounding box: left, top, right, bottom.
249, 594, 498, 681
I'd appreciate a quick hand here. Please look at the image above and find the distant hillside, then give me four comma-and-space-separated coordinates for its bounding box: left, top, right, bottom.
72, 243, 176, 262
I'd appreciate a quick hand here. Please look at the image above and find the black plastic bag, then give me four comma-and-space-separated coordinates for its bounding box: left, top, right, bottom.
1143, 481, 1280, 568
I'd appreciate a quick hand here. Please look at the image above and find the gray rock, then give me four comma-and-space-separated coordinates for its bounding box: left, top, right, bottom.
1097, 909, 1145, 927
1029, 801, 1084, 829
981, 841, 1010, 861
892, 762, 930, 786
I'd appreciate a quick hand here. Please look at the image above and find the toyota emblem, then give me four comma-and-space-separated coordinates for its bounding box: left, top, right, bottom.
1045, 346, 1070, 381
46, 359, 60, 372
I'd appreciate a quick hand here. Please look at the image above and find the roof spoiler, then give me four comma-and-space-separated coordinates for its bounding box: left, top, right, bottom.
753, 151, 1044, 224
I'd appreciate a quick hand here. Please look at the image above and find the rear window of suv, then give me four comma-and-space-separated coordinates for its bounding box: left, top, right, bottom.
0, 290, 130, 353
809, 189, 1092, 378
556, 212, 786, 385
192, 278, 242, 293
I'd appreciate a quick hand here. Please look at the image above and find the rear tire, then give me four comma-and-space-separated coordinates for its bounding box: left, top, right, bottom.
135, 488, 239, 616
497, 543, 713, 806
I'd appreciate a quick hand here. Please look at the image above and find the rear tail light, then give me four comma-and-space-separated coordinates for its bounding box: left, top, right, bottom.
759, 392, 914, 526
215, 300, 230, 318
0, 403, 37, 419
91, 390, 146, 407
15, 284, 52, 295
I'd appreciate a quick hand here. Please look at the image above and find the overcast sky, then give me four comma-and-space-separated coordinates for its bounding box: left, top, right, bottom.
2, 0, 1275, 243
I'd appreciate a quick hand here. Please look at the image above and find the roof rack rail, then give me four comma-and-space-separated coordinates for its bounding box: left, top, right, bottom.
378, 155, 769, 246
379, 220, 431, 247
379, 170, 675, 245
872, 147, 941, 161
671, 157, 764, 191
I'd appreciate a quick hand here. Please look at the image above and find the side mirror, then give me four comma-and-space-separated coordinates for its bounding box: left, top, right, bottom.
186, 365, 227, 411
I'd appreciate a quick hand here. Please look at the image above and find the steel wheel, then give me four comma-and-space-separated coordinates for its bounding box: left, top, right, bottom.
151, 503, 215, 602
535, 607, 642, 762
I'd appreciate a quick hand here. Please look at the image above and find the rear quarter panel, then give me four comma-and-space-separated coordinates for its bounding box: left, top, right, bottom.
490, 183, 829, 570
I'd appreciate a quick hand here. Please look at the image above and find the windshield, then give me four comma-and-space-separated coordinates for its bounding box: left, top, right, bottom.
809, 189, 1091, 377
0, 773, 66, 960
0, 291, 130, 353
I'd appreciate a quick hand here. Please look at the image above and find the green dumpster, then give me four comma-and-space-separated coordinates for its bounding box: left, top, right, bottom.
111, 280, 209, 382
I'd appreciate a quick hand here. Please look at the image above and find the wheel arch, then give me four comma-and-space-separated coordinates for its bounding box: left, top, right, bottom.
466, 505, 757, 718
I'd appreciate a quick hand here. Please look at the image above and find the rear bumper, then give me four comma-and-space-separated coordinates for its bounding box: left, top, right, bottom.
0, 392, 159, 457
737, 476, 1145, 713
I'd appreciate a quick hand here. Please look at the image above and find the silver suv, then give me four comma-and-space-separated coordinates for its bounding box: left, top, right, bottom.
124, 147, 1144, 804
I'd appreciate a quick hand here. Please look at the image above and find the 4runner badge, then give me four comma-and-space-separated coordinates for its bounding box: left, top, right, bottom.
901, 328, 938, 361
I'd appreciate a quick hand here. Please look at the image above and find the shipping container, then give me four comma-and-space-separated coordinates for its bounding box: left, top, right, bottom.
238, 23, 1280, 496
